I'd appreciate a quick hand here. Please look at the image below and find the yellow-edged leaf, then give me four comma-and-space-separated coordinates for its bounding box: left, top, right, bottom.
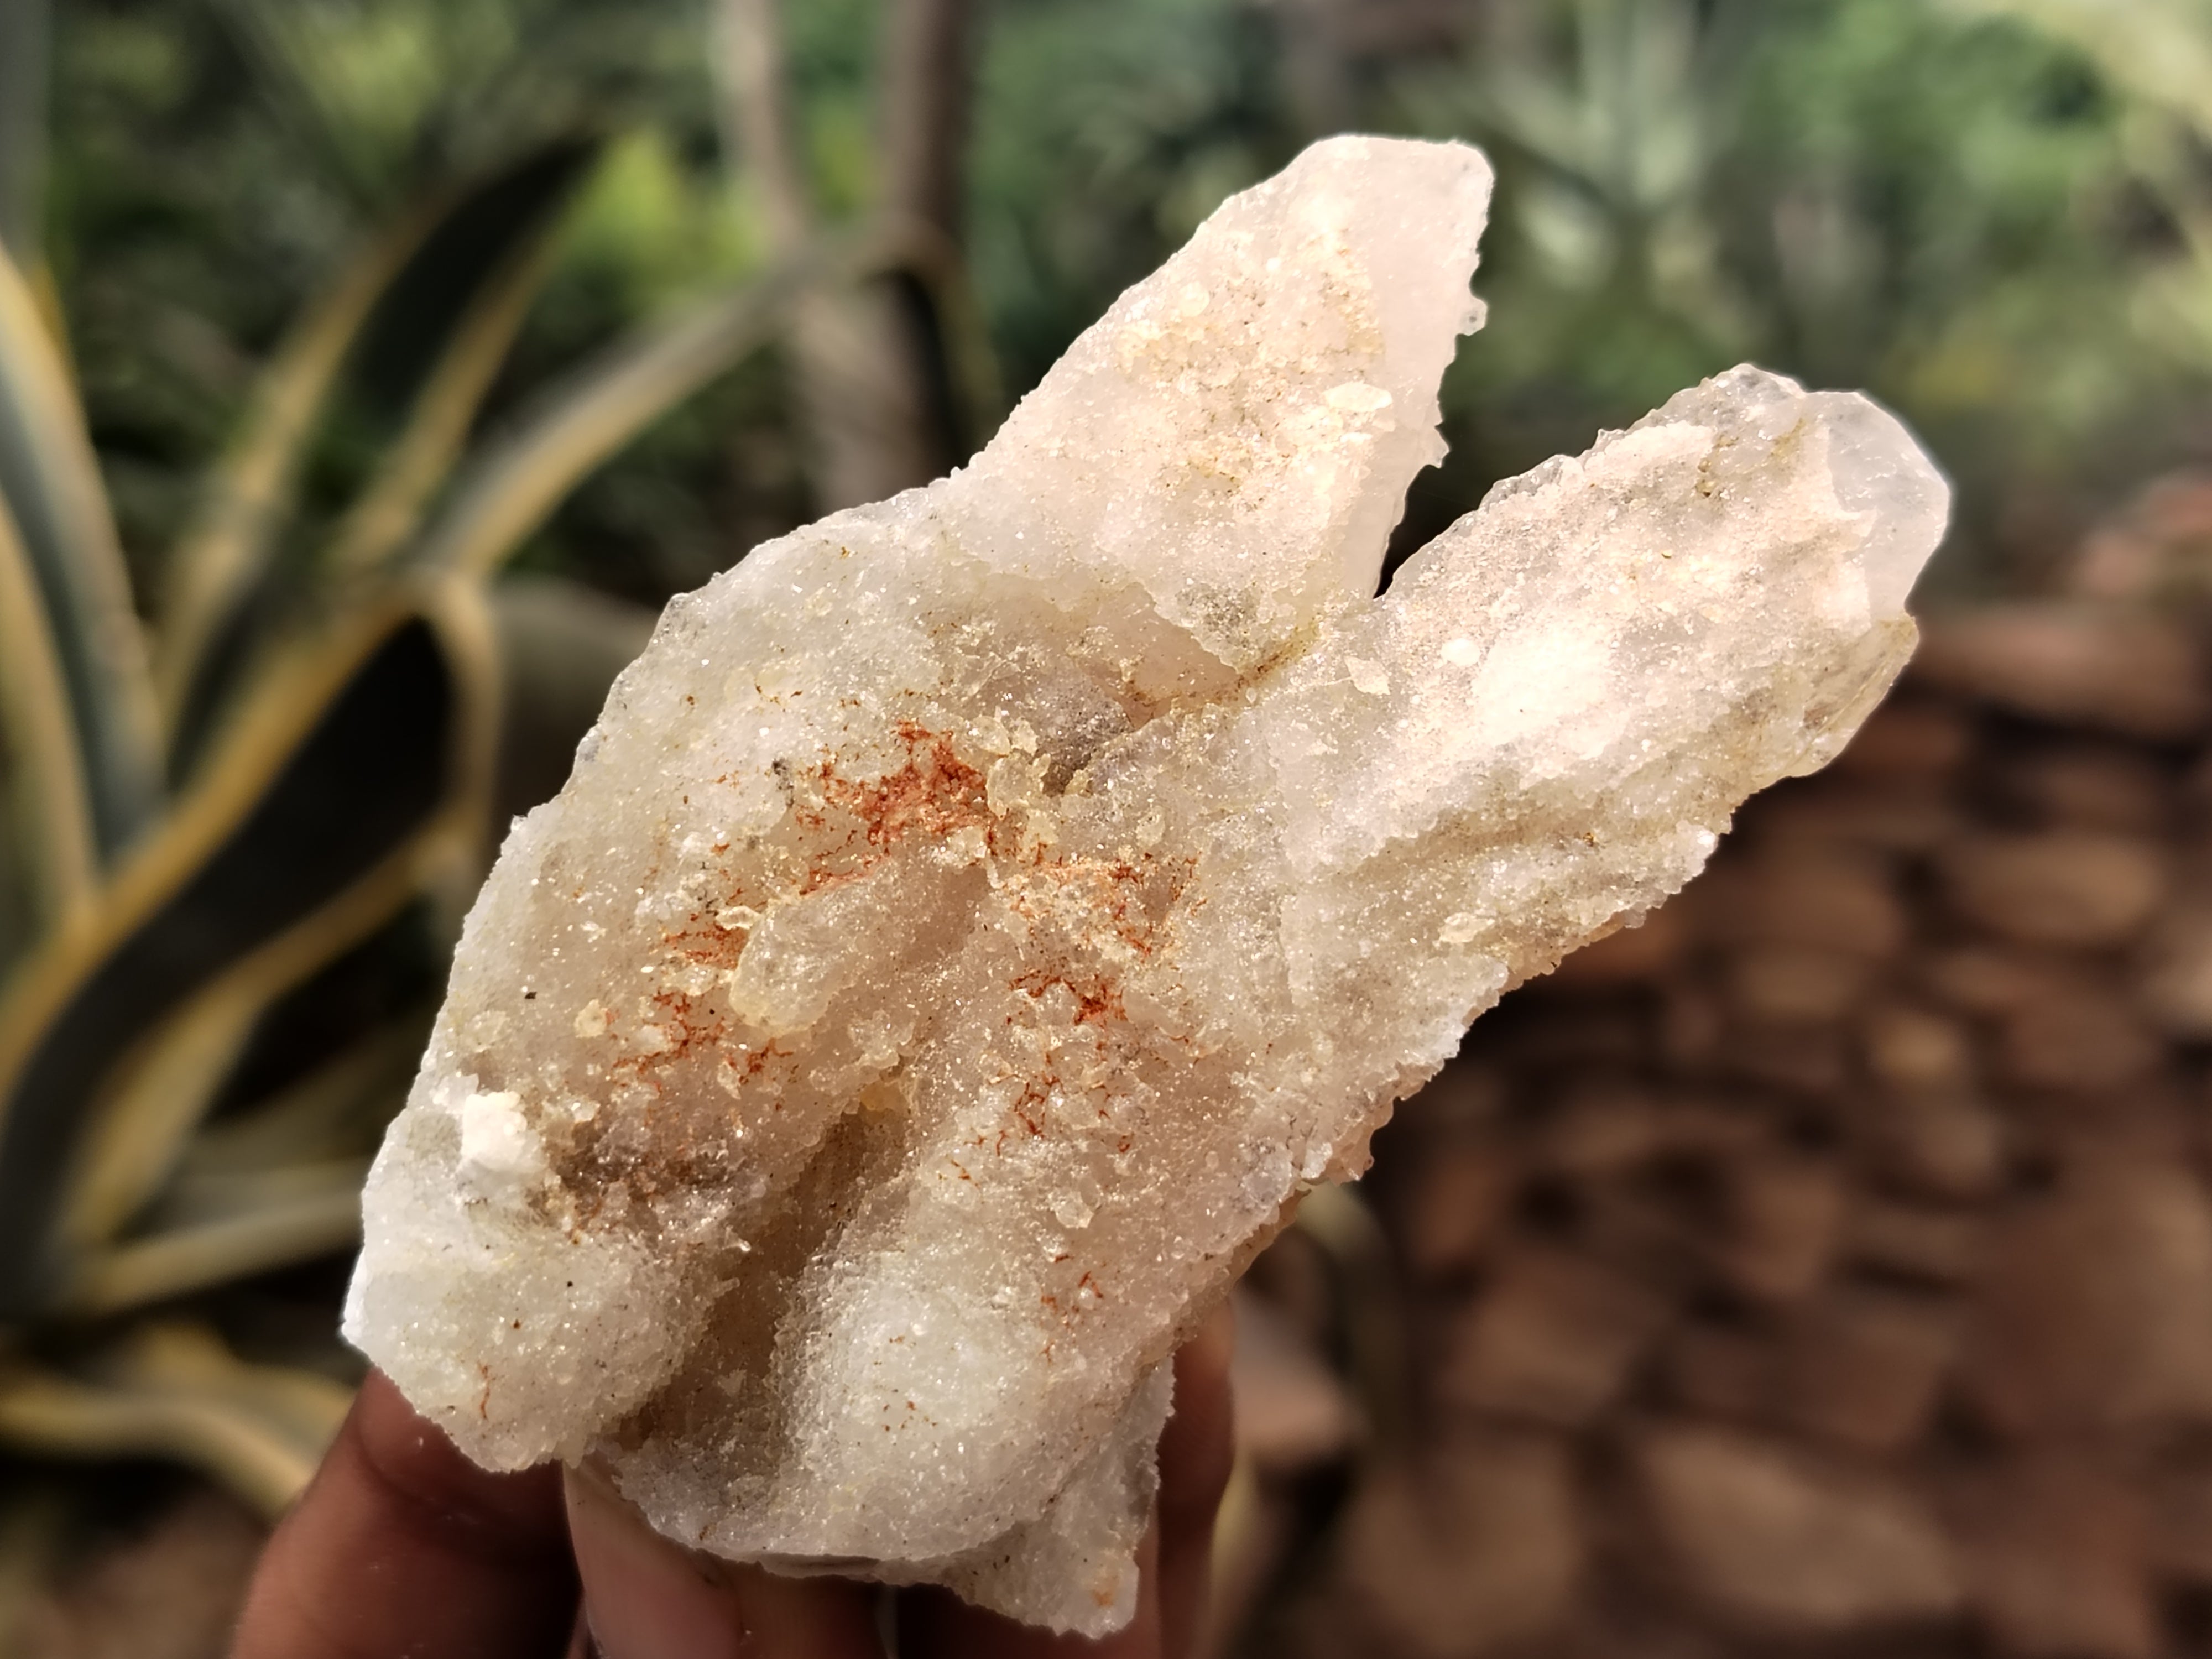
418, 220, 917, 580
155, 197, 447, 732
0, 1323, 350, 1517
53, 839, 438, 1254
0, 579, 498, 1318
160, 142, 599, 770
0, 488, 96, 926
63, 1164, 368, 1318
320, 229, 570, 583
0, 241, 161, 861
157, 1153, 378, 1229
180, 1020, 423, 1176
310, 138, 606, 587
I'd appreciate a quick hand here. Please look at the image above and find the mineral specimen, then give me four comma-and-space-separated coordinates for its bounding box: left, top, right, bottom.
345, 134, 1950, 1634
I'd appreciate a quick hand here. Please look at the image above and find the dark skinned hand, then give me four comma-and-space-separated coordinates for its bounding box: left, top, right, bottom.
229, 1304, 1234, 1659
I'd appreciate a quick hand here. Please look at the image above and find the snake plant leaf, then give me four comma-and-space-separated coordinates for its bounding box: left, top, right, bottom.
155, 1152, 378, 1230
0, 488, 95, 926
178, 1020, 425, 1178
159, 142, 601, 773
417, 219, 916, 579
0, 242, 163, 864
0, 1323, 351, 1518
53, 846, 432, 1259
0, 583, 497, 1320
62, 1161, 371, 1318
155, 198, 447, 738
53, 1026, 426, 1318
321, 138, 604, 586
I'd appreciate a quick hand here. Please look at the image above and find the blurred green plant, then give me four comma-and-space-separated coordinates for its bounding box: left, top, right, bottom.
0, 0, 990, 1604
41, 0, 2212, 607
6, 0, 2212, 1626
1951, 0, 2212, 364
962, 0, 2212, 588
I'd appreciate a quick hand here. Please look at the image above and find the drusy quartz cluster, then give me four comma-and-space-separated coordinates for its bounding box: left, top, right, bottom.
346, 135, 1950, 1634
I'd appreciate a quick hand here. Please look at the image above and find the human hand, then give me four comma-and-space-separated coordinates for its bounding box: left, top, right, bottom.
230, 1305, 1234, 1658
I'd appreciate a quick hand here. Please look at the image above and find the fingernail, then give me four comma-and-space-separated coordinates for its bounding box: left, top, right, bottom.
565, 1465, 748, 1659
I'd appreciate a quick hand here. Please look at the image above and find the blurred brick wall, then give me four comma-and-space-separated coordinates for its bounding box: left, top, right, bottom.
1254, 477, 2212, 1659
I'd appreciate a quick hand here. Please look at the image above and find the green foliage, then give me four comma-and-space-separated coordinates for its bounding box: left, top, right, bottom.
41, 0, 2212, 603
970, 0, 1295, 395
8, 0, 2212, 1539
781, 0, 896, 220
962, 0, 2212, 588
45, 0, 747, 597
0, 132, 606, 1500
0, 127, 952, 1574
1401, 0, 2201, 582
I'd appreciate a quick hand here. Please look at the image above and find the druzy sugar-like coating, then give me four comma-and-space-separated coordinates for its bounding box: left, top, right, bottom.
346, 134, 1950, 1634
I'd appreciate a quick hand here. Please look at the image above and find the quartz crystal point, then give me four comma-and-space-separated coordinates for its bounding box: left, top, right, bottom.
346, 134, 1950, 1634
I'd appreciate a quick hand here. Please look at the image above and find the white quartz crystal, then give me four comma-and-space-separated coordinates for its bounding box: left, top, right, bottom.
345, 134, 1949, 1634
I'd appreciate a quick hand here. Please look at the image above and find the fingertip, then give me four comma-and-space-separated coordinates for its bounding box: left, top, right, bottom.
231, 1369, 577, 1659
565, 1465, 880, 1659
565, 1465, 744, 1659
1158, 1303, 1237, 1658
348, 1369, 570, 1550
1162, 1301, 1237, 1524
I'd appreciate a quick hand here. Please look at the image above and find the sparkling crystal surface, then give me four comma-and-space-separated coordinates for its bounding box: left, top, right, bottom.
346, 134, 1950, 1634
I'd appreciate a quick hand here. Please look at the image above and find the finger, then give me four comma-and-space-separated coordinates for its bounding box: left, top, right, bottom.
230, 1369, 578, 1659
1154, 1301, 1237, 1658
564, 1463, 881, 1659
899, 1301, 1237, 1659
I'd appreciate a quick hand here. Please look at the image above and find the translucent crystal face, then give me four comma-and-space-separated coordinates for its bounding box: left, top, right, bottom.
345, 134, 1949, 1635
